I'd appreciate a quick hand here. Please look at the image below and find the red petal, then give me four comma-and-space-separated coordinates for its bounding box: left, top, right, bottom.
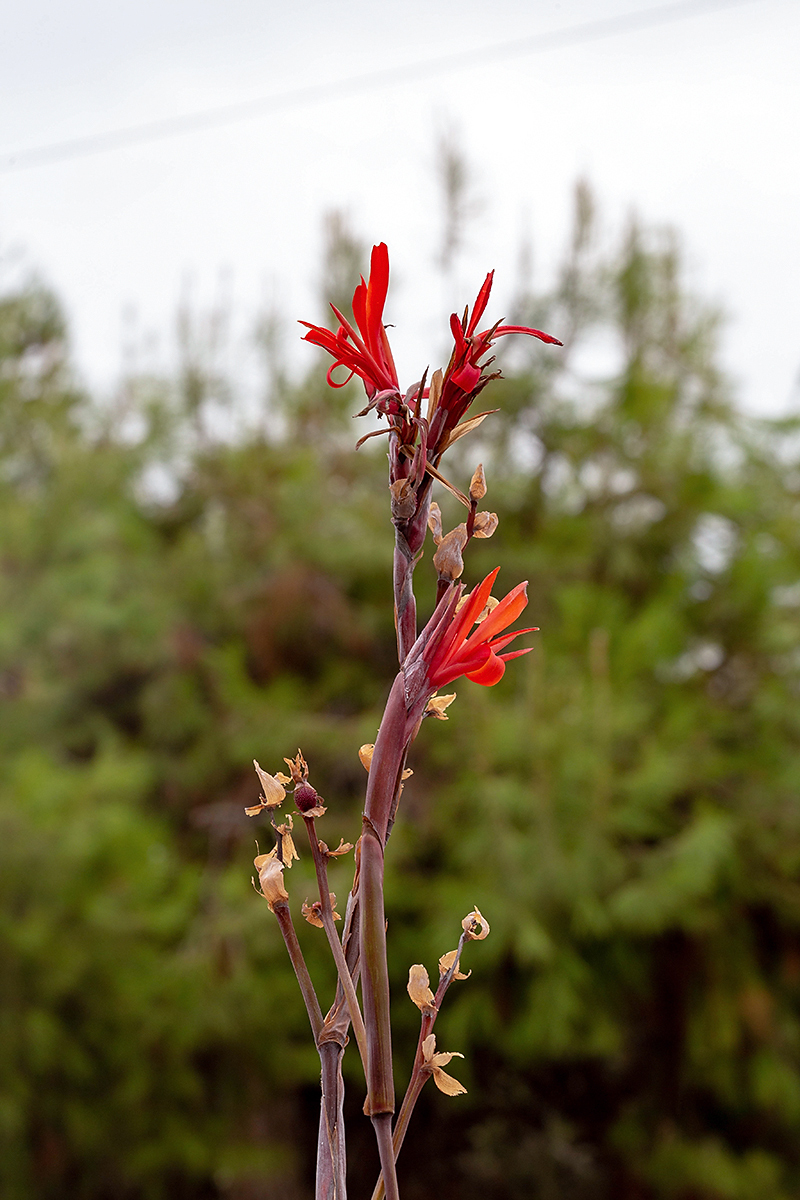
465, 651, 506, 686
488, 324, 563, 346
462, 581, 528, 649
365, 244, 390, 354
466, 271, 494, 336
434, 568, 500, 666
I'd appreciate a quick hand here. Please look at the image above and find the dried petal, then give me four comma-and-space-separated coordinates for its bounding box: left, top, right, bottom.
275, 771, 293, 786
469, 463, 487, 502
322, 838, 354, 858
283, 750, 308, 783
425, 693, 457, 721
462, 907, 490, 940
253, 760, 286, 809
424, 461, 470, 508
253, 852, 289, 911
438, 949, 471, 980
472, 511, 498, 539
422, 1034, 467, 1096
433, 524, 468, 582
275, 815, 299, 867
301, 899, 324, 928
440, 410, 497, 453
359, 744, 375, 772
245, 803, 266, 817
401, 767, 413, 781
407, 964, 437, 1011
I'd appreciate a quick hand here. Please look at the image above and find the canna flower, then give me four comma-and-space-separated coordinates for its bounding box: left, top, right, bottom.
300, 242, 400, 399
426, 567, 536, 688
430, 271, 562, 458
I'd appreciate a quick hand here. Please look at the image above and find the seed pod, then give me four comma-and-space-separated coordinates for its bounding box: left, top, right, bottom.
294, 781, 320, 813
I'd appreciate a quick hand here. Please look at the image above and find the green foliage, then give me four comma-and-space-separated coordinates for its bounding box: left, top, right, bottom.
3, 197, 800, 1198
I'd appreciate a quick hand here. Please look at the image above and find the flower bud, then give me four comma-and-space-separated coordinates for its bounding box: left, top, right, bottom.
469, 463, 487, 502
433, 524, 468, 582
389, 477, 417, 521
472, 511, 498, 539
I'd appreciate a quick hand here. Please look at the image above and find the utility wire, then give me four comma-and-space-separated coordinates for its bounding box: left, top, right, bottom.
0, 0, 761, 174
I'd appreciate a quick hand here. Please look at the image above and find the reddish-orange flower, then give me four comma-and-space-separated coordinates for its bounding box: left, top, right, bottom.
300, 242, 399, 398
427, 568, 536, 688
430, 271, 562, 455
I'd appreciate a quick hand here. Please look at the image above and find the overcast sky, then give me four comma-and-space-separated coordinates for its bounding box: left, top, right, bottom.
0, 0, 798, 414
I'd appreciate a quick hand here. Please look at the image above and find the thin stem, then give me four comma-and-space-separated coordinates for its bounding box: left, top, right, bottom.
372, 1113, 400, 1200
370, 929, 472, 1200
271, 901, 324, 1043
303, 815, 369, 1072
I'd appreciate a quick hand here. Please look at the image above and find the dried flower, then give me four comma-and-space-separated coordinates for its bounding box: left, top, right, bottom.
462, 907, 490, 940
275, 815, 299, 867
422, 1034, 467, 1096
407, 964, 437, 1012
253, 851, 289, 911
319, 838, 354, 859
438, 949, 471, 980
251, 760, 286, 810
302, 894, 341, 928
283, 751, 309, 784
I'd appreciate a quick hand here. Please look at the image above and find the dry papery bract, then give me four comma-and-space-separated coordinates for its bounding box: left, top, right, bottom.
425, 693, 457, 720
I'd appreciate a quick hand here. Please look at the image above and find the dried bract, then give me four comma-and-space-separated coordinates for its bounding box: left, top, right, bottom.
389, 477, 417, 521
425, 693, 457, 721
359, 744, 374, 772
427, 502, 444, 545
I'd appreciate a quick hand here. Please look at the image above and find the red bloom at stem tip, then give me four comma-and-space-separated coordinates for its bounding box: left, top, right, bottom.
428, 568, 537, 688
299, 242, 399, 399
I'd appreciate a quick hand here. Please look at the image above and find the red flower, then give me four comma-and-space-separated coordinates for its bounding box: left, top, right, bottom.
432, 272, 562, 452
427, 568, 536, 688
300, 242, 399, 398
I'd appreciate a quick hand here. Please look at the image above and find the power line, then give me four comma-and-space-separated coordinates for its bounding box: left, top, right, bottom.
0, 0, 761, 174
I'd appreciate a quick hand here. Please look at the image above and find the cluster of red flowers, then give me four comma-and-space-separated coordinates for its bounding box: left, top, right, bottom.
302, 244, 557, 689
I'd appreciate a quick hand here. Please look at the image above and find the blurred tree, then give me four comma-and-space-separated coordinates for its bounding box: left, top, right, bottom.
2, 187, 800, 1200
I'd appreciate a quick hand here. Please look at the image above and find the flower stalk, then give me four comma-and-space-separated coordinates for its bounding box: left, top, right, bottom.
246, 241, 558, 1198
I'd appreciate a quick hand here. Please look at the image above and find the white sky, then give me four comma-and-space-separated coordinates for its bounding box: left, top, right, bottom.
0, 0, 798, 414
